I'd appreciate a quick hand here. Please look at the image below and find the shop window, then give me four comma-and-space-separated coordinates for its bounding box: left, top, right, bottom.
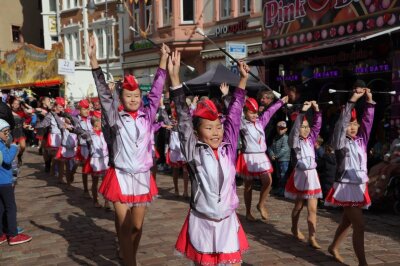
63, 0, 78, 10
132, 2, 140, 37
239, 0, 250, 14
64, 32, 80, 61
49, 0, 57, 12
144, 0, 152, 34
181, 0, 194, 24
220, 0, 231, 19
95, 29, 104, 59
162, 0, 172, 26
74, 32, 81, 60
11, 25, 21, 43
107, 29, 114, 57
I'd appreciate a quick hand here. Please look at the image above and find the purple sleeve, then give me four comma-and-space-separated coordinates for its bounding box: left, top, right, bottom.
309, 111, 322, 144
357, 102, 375, 145
92, 67, 118, 127
288, 112, 304, 149
223, 88, 246, 157
259, 100, 284, 128
152, 121, 163, 133
143, 68, 167, 123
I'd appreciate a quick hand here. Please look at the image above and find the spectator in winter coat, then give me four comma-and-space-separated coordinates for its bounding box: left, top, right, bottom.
269, 121, 291, 196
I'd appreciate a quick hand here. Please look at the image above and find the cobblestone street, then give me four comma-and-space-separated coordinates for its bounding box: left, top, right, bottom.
1, 148, 399, 265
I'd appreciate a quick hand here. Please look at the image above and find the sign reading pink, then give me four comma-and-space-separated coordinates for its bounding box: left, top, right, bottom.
262, 0, 400, 52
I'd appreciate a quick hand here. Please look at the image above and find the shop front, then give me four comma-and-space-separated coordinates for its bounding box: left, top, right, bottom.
252, 0, 400, 144
0, 43, 64, 98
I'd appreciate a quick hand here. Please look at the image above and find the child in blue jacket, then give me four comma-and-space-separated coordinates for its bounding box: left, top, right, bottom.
0, 119, 32, 245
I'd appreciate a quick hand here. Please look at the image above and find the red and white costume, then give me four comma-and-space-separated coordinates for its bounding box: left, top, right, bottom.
236, 98, 284, 179
325, 102, 374, 209
93, 67, 166, 206
285, 112, 323, 199
172, 88, 249, 265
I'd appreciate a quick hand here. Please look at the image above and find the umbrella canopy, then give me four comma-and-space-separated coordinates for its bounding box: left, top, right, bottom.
183, 64, 264, 96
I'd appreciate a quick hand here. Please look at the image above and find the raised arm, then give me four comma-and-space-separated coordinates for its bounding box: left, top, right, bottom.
308, 101, 322, 144
143, 44, 169, 122
168, 51, 197, 162
357, 88, 375, 144
331, 102, 353, 150
89, 35, 118, 127
288, 112, 303, 149
259, 97, 287, 128
35, 112, 52, 129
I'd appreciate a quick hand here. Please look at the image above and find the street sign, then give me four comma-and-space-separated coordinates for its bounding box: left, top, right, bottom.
58, 59, 75, 75
225, 42, 247, 70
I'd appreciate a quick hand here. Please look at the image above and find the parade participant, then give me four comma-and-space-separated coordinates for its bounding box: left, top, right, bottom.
0, 119, 32, 246
325, 84, 374, 266
74, 99, 92, 197
88, 35, 168, 266
170, 51, 249, 266
8, 96, 32, 166
285, 101, 322, 249
36, 97, 66, 183
151, 101, 172, 181
236, 94, 288, 221
83, 112, 109, 208
36, 97, 51, 163
166, 101, 189, 198
55, 112, 78, 186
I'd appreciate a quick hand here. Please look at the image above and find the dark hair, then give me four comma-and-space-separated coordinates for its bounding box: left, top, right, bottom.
193, 116, 202, 130
353, 79, 366, 88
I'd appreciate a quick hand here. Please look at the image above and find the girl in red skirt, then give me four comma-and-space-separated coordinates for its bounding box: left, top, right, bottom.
236, 94, 287, 221
166, 101, 189, 197
325, 84, 374, 266
169, 52, 249, 266
88, 36, 168, 266
83, 112, 109, 208
285, 101, 322, 249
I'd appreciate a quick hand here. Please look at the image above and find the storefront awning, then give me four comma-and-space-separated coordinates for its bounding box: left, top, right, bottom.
247, 26, 400, 66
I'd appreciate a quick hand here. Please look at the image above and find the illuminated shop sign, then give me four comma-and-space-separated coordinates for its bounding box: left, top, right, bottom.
355, 64, 391, 74
276, 74, 299, 81
262, 0, 400, 52
314, 70, 339, 79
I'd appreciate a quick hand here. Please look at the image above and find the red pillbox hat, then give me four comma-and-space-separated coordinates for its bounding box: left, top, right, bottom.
193, 99, 219, 121
245, 97, 258, 113
122, 75, 139, 91
78, 99, 90, 109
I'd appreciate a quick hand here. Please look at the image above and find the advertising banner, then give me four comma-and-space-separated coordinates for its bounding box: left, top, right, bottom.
262, 0, 400, 53
0, 43, 64, 89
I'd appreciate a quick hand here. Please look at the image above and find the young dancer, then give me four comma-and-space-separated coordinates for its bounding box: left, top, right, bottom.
236, 94, 287, 221
8, 97, 32, 166
55, 113, 78, 185
36, 97, 66, 183
285, 101, 322, 249
325, 85, 374, 266
84, 112, 109, 208
166, 101, 189, 198
170, 51, 249, 265
88, 35, 168, 266
74, 99, 92, 196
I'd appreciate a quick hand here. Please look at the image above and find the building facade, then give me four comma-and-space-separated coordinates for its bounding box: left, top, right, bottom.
42, 0, 123, 101
121, 0, 263, 89
0, 0, 43, 60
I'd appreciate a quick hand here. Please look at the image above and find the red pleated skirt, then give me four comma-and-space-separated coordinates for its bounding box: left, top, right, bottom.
325, 182, 371, 209
166, 150, 186, 168
175, 212, 249, 266
98, 167, 158, 204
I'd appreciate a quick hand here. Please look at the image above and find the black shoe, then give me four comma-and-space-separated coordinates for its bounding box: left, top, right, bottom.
44, 161, 51, 173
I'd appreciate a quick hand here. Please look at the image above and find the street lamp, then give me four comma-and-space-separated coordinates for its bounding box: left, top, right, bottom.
86, 0, 125, 80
